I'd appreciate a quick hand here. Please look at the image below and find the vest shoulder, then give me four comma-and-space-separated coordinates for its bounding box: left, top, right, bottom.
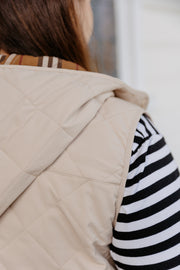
99, 96, 146, 121
52, 96, 145, 184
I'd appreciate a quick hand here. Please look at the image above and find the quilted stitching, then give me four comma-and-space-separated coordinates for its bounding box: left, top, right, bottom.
0, 66, 148, 269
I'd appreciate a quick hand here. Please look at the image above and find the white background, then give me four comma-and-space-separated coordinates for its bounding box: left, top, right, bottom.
114, 0, 180, 165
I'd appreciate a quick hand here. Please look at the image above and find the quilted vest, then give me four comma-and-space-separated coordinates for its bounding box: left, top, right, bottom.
0, 55, 149, 270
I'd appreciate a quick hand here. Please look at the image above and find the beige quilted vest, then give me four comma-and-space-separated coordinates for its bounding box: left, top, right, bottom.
0, 64, 149, 269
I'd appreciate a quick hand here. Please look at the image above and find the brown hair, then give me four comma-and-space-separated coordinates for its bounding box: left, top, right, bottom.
0, 0, 92, 70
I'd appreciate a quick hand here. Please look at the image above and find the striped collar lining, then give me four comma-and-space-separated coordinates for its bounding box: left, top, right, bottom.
0, 54, 86, 71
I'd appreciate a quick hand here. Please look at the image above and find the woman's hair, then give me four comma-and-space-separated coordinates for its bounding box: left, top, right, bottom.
0, 0, 92, 70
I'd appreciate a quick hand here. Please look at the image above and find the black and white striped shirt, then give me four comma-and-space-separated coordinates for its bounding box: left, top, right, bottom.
110, 113, 180, 270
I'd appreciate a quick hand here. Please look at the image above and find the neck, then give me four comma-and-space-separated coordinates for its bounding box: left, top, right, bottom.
0, 49, 8, 55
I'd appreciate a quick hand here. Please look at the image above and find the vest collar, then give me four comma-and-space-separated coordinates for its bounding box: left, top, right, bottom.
0, 53, 86, 71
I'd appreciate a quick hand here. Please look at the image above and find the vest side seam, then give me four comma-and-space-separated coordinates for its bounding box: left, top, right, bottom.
112, 107, 146, 228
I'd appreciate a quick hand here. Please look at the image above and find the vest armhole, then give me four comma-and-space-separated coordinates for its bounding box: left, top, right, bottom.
112, 107, 147, 228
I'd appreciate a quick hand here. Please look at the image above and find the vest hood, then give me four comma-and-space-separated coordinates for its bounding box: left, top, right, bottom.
0, 65, 149, 216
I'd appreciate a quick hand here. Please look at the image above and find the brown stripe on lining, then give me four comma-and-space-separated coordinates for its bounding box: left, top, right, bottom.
57, 58, 62, 68
48, 56, 53, 67
19, 55, 23, 65
0, 55, 6, 64
38, 56, 43, 67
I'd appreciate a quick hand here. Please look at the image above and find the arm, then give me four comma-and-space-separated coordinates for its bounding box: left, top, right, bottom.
110, 113, 180, 270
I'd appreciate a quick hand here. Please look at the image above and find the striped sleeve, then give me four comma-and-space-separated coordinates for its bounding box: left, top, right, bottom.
110, 113, 180, 270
